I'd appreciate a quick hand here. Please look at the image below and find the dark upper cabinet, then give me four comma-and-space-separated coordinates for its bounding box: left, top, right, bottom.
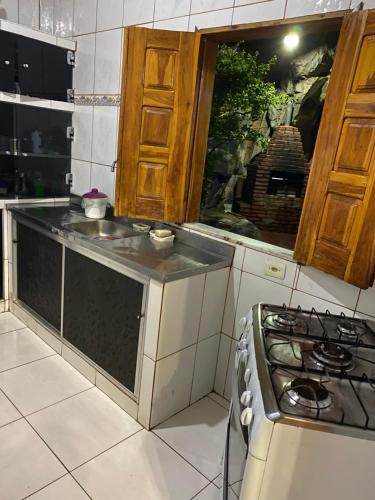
0, 32, 73, 102
64, 249, 144, 393
0, 31, 16, 93
17, 222, 62, 331
17, 37, 44, 98
42, 44, 73, 102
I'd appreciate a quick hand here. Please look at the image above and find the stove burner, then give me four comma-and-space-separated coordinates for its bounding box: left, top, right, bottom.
285, 378, 332, 410
274, 313, 298, 328
337, 320, 363, 339
312, 342, 353, 372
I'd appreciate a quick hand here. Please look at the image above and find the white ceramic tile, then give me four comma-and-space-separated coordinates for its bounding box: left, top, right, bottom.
71, 159, 91, 196
73, 429, 208, 499
223, 339, 236, 400
0, 356, 92, 415
0, 0, 18, 22
97, 0, 125, 30
91, 163, 116, 205
94, 29, 122, 95
290, 290, 354, 316
144, 280, 163, 360
157, 274, 205, 359
32, 319, 62, 354
354, 311, 375, 321
232, 0, 285, 24
153, 16, 189, 30
18, 0, 39, 30
356, 285, 375, 318
137, 355, 155, 429
234, 272, 292, 338
214, 333, 231, 395
0, 389, 21, 427
72, 105, 94, 162
155, 397, 227, 480
123, 0, 155, 26
285, 0, 350, 18
233, 244, 245, 269
62, 344, 96, 384
213, 473, 222, 488
222, 267, 241, 337
353, 0, 375, 7
0, 419, 66, 499
235, 0, 271, 4
191, 0, 234, 14
151, 345, 196, 426
191, 334, 220, 403
73, 0, 98, 35
40, 0, 54, 34
195, 483, 221, 500
73, 34, 96, 94
28, 388, 141, 470
95, 371, 138, 420
243, 247, 297, 288
0, 328, 54, 372
154, 0, 191, 21
296, 266, 360, 310
29, 475, 90, 500
208, 391, 230, 410
199, 268, 230, 340
0, 312, 25, 334
54, 0, 74, 37
189, 8, 233, 30
91, 105, 119, 166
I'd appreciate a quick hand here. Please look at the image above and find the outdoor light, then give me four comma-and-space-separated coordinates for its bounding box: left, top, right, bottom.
283, 33, 300, 50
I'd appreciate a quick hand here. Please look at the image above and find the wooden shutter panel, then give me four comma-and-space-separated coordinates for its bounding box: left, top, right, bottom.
115, 28, 201, 223
294, 10, 375, 289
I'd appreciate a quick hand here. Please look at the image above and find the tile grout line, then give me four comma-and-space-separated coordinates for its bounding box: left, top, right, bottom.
0, 353, 57, 376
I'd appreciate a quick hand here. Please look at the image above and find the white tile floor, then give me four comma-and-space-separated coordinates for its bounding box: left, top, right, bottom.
0, 312, 229, 500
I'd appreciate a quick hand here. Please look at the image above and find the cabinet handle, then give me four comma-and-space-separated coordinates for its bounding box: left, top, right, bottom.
22, 63, 29, 69
4, 60, 10, 65
137, 314, 144, 320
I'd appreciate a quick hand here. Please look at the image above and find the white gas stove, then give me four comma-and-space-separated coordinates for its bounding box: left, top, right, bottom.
223, 303, 375, 500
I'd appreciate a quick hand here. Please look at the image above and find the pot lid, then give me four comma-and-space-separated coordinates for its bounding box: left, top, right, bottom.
82, 188, 108, 199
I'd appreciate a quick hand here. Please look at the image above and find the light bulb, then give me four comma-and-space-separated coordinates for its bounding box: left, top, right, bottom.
283, 33, 300, 51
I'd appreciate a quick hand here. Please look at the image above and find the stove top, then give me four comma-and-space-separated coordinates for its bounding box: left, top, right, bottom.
257, 304, 375, 432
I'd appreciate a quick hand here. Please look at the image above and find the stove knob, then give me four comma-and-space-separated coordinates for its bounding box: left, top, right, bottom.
239, 349, 248, 363
244, 368, 251, 384
240, 407, 253, 427
240, 390, 252, 407
239, 337, 248, 350
239, 317, 247, 329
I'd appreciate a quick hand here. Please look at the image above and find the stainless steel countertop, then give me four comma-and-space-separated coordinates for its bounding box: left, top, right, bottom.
10, 204, 233, 282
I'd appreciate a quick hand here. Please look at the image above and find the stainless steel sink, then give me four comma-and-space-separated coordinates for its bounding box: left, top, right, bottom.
65, 220, 138, 240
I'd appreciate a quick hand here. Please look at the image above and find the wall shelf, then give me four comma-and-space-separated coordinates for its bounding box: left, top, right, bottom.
0, 152, 70, 159
0, 92, 74, 112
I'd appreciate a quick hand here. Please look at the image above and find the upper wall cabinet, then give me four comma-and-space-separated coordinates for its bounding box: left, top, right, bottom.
115, 28, 201, 223
0, 31, 74, 102
294, 10, 375, 289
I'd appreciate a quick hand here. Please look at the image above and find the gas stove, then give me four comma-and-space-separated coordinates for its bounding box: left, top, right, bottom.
256, 304, 375, 433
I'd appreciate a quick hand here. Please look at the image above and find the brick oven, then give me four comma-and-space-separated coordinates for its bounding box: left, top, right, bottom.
240, 125, 310, 233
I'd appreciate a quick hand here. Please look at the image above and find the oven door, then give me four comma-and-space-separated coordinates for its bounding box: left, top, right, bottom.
223, 342, 249, 499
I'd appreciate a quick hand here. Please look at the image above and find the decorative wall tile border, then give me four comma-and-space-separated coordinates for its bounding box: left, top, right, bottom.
75, 94, 121, 106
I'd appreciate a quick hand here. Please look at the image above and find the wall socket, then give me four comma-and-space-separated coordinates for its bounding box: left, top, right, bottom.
264, 260, 286, 280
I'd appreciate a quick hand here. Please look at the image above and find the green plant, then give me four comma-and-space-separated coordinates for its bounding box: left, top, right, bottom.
207, 43, 286, 159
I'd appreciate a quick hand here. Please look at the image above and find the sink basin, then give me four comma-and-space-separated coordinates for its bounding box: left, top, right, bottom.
65, 220, 138, 240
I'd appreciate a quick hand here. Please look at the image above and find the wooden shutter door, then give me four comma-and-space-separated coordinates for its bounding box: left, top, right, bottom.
294, 9, 375, 289
115, 27, 201, 223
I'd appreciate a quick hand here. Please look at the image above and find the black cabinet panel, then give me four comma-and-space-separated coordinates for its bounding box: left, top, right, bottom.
0, 32, 16, 93
17, 223, 62, 330
0, 211, 3, 299
17, 37, 44, 98
64, 249, 144, 393
42, 45, 72, 102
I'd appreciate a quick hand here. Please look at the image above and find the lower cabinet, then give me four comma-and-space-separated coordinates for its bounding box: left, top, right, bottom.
63, 249, 144, 394
17, 223, 62, 331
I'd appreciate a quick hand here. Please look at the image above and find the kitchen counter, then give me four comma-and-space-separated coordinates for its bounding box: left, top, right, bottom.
10, 204, 233, 282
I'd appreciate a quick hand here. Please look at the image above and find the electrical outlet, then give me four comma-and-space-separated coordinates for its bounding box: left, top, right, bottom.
264, 260, 286, 280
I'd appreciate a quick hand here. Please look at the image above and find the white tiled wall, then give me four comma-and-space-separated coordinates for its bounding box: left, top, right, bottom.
214, 243, 375, 400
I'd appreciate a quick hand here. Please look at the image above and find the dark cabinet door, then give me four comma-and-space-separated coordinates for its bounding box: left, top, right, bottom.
0, 31, 16, 93
42, 45, 72, 102
17, 223, 62, 331
63, 249, 144, 393
17, 37, 44, 98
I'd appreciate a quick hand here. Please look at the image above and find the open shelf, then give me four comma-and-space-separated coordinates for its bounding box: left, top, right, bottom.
0, 151, 70, 159
0, 92, 74, 112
